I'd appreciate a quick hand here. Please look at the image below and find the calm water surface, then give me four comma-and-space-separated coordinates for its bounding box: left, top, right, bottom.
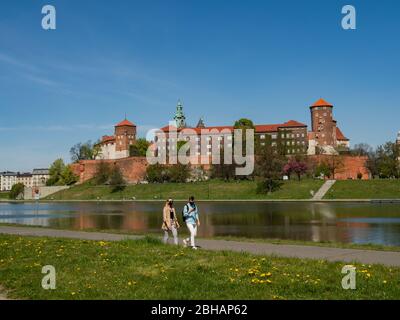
1, 201, 400, 246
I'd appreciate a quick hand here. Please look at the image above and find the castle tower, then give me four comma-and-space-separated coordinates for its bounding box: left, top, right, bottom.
196, 117, 205, 128
114, 118, 136, 153
173, 100, 186, 129
310, 98, 336, 147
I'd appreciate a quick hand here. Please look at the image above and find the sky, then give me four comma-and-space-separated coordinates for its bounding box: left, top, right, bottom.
0, 0, 399, 171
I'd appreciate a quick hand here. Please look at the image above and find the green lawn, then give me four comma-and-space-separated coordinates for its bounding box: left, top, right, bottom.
324, 180, 400, 199
0, 192, 9, 200
0, 234, 399, 300
47, 179, 324, 201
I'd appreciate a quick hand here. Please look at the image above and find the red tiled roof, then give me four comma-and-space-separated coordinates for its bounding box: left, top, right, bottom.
160, 125, 234, 134
101, 135, 115, 143
159, 120, 307, 134
255, 124, 280, 132
115, 119, 136, 127
311, 98, 333, 108
336, 127, 349, 141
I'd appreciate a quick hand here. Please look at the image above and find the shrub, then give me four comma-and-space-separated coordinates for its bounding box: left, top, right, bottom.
256, 179, 283, 194
9, 183, 25, 200
94, 161, 112, 185
146, 164, 168, 183
168, 164, 191, 183
109, 166, 126, 192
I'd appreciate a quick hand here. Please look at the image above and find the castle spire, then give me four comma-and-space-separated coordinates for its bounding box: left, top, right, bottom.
174, 100, 186, 128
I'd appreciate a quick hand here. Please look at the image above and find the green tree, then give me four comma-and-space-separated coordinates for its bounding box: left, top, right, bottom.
94, 161, 112, 185
60, 165, 78, 185
168, 163, 191, 183
109, 166, 126, 192
70, 141, 101, 162
47, 159, 66, 186
146, 164, 168, 183
210, 148, 236, 181
9, 183, 25, 200
376, 142, 400, 178
233, 118, 255, 157
315, 161, 332, 179
129, 138, 151, 157
47, 159, 78, 186
256, 144, 285, 193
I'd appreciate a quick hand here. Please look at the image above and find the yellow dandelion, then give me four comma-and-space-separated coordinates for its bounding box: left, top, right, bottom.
383, 280, 387, 284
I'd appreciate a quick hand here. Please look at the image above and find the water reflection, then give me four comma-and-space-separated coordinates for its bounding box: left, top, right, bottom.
1, 201, 400, 246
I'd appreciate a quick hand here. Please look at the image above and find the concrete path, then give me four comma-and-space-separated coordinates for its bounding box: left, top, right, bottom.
1, 226, 400, 267
312, 180, 336, 200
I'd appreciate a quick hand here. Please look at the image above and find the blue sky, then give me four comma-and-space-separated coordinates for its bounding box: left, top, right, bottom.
1, 0, 399, 171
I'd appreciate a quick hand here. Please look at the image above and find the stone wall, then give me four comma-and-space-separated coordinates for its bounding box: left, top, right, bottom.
24, 186, 70, 200
71, 154, 369, 184
309, 155, 370, 180
71, 157, 148, 184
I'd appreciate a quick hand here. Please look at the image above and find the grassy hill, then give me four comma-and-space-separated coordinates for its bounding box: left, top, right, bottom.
47, 179, 324, 201
324, 180, 400, 199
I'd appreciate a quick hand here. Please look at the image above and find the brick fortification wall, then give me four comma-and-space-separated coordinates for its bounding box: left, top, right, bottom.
71, 157, 148, 184
309, 155, 370, 180
71, 155, 370, 184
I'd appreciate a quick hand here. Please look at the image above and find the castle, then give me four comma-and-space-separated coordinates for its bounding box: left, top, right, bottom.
154, 98, 349, 157
96, 118, 137, 160
72, 98, 368, 183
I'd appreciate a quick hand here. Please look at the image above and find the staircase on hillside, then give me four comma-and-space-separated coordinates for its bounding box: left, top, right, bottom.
312, 180, 336, 200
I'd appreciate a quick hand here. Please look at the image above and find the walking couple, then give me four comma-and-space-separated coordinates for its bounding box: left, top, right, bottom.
162, 196, 200, 249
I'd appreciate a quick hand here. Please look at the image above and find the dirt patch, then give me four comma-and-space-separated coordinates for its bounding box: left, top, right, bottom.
0, 285, 10, 300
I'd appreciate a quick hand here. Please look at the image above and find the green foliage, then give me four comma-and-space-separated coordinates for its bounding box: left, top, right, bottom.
60, 166, 79, 186
376, 142, 400, 178
94, 161, 112, 185
9, 183, 25, 200
256, 179, 283, 194
47, 159, 78, 186
315, 162, 332, 179
109, 166, 126, 192
256, 144, 285, 180
70, 141, 101, 162
233, 118, 255, 129
146, 163, 190, 183
168, 163, 190, 183
146, 164, 168, 183
129, 138, 151, 157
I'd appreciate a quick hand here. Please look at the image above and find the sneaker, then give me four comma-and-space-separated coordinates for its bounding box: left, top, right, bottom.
192, 246, 198, 250
182, 239, 188, 247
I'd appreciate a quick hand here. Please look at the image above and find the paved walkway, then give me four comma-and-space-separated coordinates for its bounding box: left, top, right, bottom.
1, 226, 400, 267
312, 180, 336, 200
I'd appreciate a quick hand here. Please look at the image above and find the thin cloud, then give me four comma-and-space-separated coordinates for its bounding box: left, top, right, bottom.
0, 124, 114, 132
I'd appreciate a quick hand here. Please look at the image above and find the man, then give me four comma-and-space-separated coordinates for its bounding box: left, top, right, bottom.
182, 196, 200, 249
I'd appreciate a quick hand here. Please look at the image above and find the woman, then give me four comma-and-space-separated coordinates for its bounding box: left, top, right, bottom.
162, 198, 180, 245
182, 196, 200, 249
